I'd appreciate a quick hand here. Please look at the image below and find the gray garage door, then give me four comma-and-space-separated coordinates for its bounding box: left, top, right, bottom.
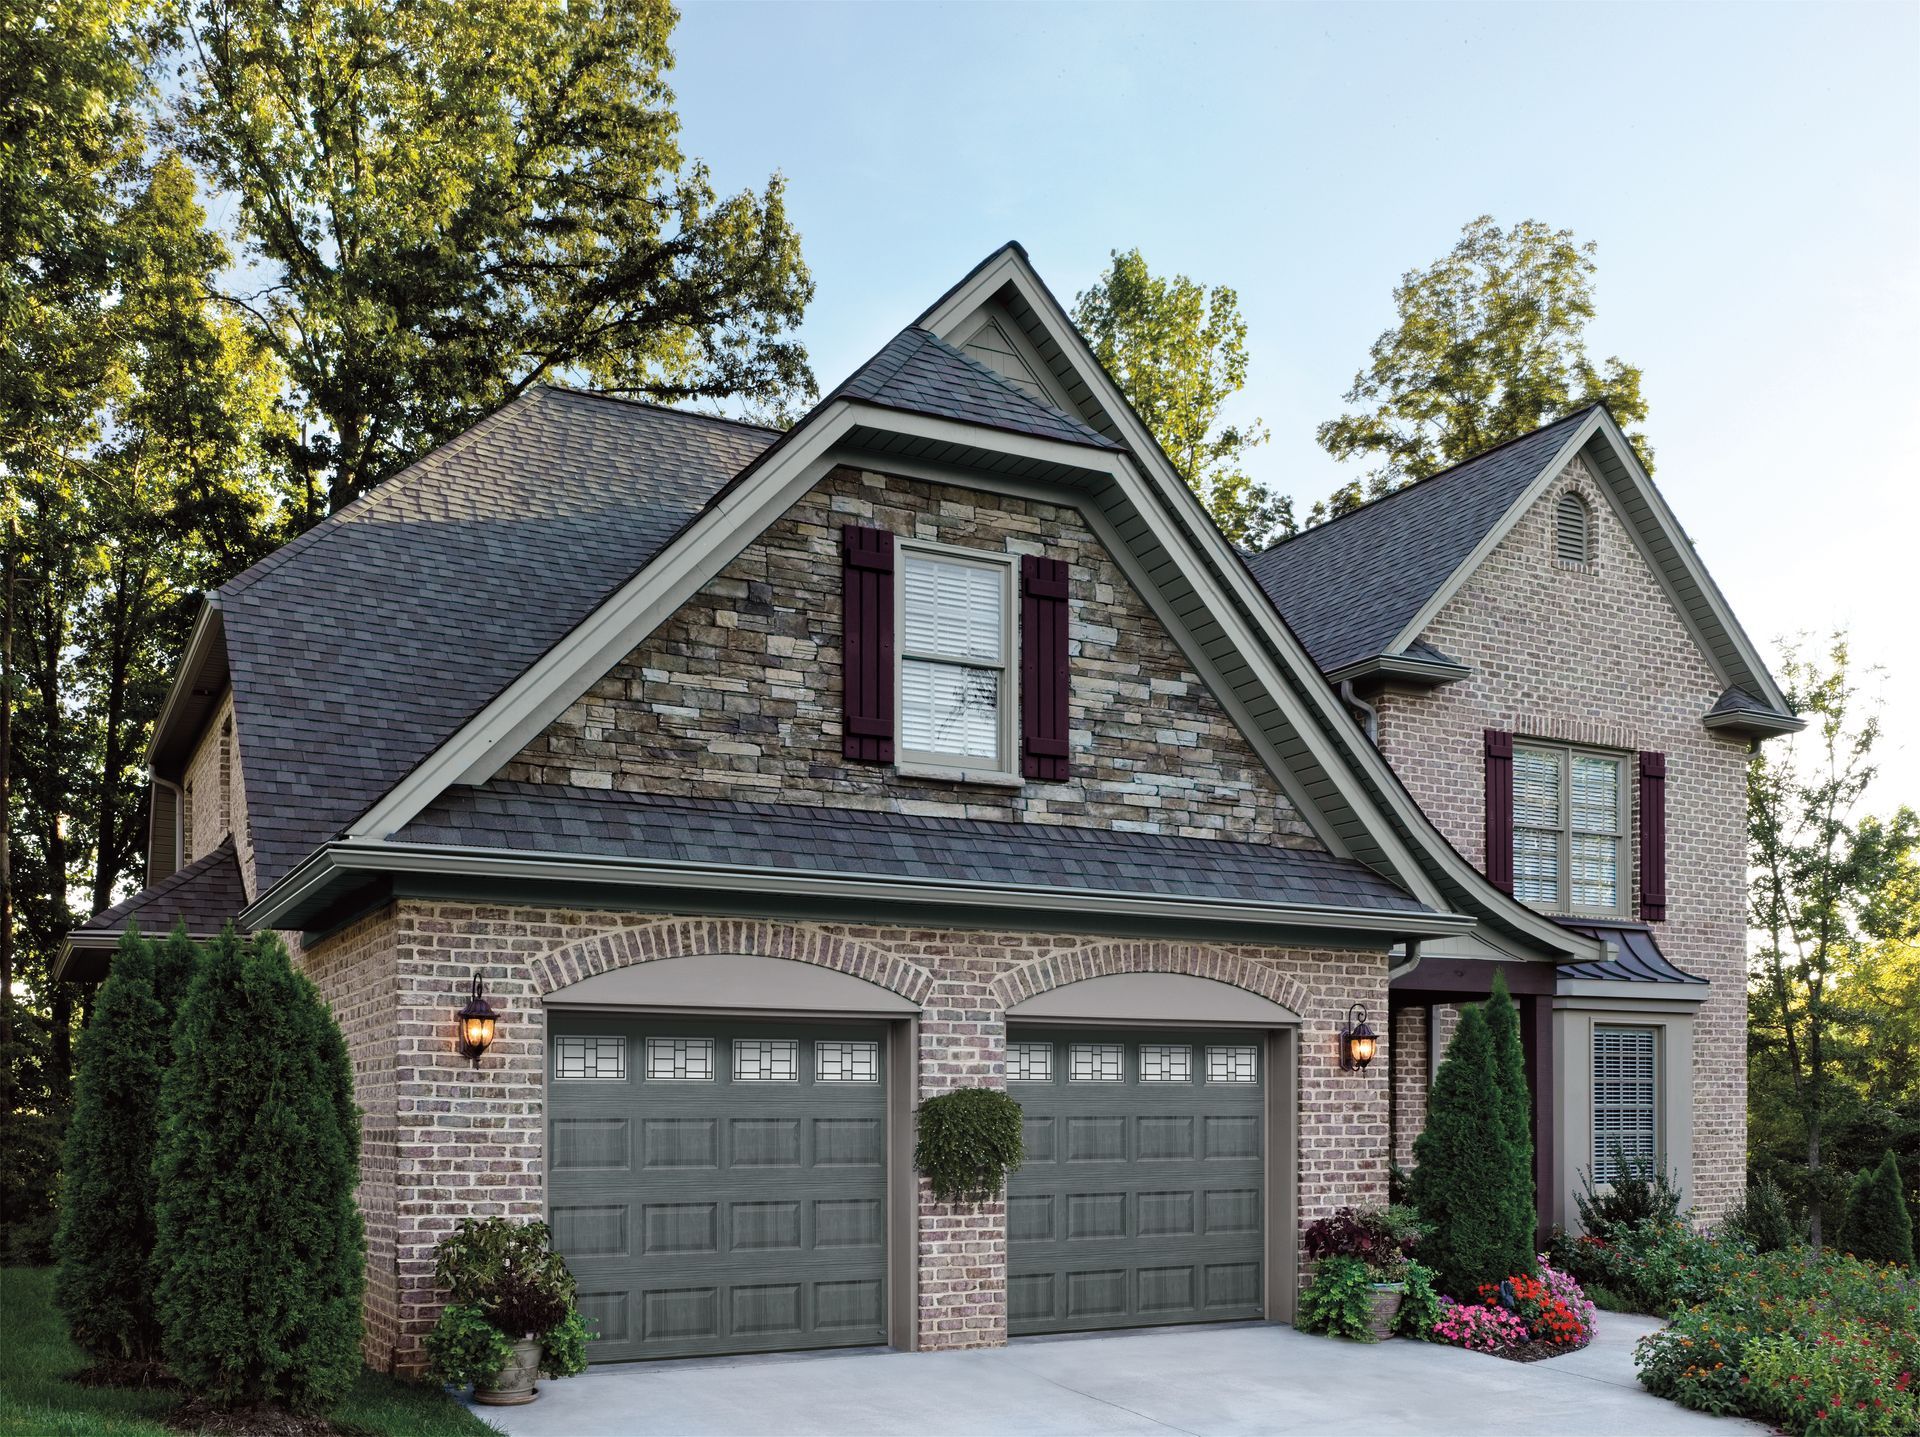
1006, 1028, 1266, 1335
547, 1014, 889, 1362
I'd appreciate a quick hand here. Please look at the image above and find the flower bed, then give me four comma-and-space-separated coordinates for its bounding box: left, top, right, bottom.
1426, 1256, 1598, 1360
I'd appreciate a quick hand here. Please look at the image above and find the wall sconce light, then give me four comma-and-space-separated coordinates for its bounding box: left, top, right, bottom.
1341, 1002, 1378, 1071
456, 974, 499, 1068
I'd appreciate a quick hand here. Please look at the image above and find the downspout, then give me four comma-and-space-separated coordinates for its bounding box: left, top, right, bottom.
1388, 939, 1423, 984
1339, 679, 1380, 745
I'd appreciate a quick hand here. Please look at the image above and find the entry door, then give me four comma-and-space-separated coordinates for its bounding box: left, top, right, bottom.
547, 1014, 888, 1361
1006, 1028, 1265, 1335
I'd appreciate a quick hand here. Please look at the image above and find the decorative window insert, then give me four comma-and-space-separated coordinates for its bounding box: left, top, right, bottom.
732, 1038, 799, 1082
1068, 1043, 1124, 1082
553, 1036, 626, 1081
1008, 1042, 1054, 1083
1555, 491, 1592, 564
1206, 1045, 1259, 1084
645, 1037, 715, 1081
1592, 1026, 1658, 1183
1138, 1044, 1192, 1083
815, 1040, 880, 1083
897, 545, 1016, 772
1512, 742, 1628, 916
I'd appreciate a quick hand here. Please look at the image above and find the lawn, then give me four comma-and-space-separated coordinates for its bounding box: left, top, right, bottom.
0, 1269, 499, 1437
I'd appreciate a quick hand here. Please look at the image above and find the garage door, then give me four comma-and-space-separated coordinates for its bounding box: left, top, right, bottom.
547, 1014, 889, 1362
1006, 1028, 1265, 1335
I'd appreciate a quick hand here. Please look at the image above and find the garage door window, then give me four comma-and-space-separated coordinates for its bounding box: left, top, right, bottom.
1010, 1042, 1053, 1083
553, 1036, 626, 1081
732, 1038, 799, 1082
816, 1040, 880, 1082
645, 1036, 715, 1081
1069, 1043, 1124, 1081
1139, 1044, 1192, 1082
1206, 1045, 1258, 1083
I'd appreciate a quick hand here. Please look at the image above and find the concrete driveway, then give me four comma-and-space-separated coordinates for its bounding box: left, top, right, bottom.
469, 1311, 1767, 1436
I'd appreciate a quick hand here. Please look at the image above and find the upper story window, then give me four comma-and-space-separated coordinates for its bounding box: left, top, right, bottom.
1554, 491, 1593, 565
898, 544, 1016, 773
1513, 741, 1627, 916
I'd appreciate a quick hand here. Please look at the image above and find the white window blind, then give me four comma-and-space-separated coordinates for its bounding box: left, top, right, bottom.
1571, 755, 1622, 910
1592, 1027, 1657, 1183
899, 552, 1008, 765
1513, 747, 1562, 905
1513, 743, 1626, 915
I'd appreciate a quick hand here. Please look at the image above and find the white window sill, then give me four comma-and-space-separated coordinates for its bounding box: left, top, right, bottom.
896, 760, 1025, 789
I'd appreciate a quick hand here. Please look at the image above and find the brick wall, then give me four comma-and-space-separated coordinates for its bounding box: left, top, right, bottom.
1374, 457, 1752, 1217
181, 695, 235, 864
1390, 1005, 1427, 1171
302, 904, 1392, 1371
503, 466, 1319, 847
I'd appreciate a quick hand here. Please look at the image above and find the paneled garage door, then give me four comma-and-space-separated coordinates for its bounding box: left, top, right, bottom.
1006, 1027, 1266, 1335
547, 1014, 889, 1362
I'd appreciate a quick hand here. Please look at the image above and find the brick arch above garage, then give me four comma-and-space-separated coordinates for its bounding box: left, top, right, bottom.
990, 939, 1312, 1018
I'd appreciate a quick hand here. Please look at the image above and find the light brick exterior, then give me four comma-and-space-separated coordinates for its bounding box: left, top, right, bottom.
1375, 457, 1752, 1218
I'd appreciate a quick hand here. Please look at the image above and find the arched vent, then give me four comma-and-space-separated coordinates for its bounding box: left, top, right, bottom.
1554, 491, 1592, 564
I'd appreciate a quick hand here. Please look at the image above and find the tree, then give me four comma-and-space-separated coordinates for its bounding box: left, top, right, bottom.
1835, 1151, 1914, 1267
1483, 970, 1537, 1254
1410, 1004, 1535, 1296
1074, 248, 1286, 546
1748, 636, 1920, 1244
1314, 216, 1651, 521
153, 928, 364, 1411
54, 930, 174, 1364
173, 0, 816, 511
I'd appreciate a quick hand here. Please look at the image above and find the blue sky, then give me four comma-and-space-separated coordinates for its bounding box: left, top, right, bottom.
669, 0, 1919, 808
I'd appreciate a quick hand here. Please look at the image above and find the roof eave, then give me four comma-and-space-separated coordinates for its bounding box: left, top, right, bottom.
144, 599, 227, 775
1703, 708, 1806, 739
1324, 652, 1473, 689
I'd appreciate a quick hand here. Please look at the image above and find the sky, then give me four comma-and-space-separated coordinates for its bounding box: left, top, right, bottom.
664, 0, 1920, 812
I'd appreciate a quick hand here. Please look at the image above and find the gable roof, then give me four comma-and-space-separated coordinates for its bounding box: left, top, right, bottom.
212, 388, 775, 888
1243, 412, 1595, 674
56, 839, 248, 983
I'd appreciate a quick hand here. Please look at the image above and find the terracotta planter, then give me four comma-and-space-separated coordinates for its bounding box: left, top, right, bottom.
1367, 1282, 1406, 1341
474, 1338, 543, 1406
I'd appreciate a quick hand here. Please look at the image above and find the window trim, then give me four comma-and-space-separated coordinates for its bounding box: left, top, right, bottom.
1512, 740, 1630, 918
893, 538, 1020, 781
1591, 1023, 1661, 1185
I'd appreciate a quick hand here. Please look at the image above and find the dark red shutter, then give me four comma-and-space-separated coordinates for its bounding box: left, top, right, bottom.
1021, 555, 1070, 782
1639, 750, 1668, 922
1484, 729, 1515, 895
841, 526, 895, 763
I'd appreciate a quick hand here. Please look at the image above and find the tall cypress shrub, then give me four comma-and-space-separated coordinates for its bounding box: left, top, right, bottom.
152, 929, 365, 1411
1410, 1004, 1536, 1296
1836, 1151, 1914, 1267
1482, 970, 1538, 1261
55, 930, 172, 1363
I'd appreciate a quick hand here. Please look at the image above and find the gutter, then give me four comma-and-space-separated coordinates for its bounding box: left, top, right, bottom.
241, 839, 1483, 943
1339, 680, 1380, 745
1326, 652, 1471, 690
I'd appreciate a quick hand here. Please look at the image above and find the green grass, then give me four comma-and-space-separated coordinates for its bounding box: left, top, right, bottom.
0, 1269, 499, 1437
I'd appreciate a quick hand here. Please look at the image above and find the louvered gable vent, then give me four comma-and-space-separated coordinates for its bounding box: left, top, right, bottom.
1555, 491, 1591, 564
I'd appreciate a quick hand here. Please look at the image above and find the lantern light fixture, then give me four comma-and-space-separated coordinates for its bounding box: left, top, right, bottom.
456, 973, 499, 1068
1341, 1002, 1378, 1071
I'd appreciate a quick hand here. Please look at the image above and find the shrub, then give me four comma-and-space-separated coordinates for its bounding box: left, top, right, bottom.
427, 1217, 589, 1384
1410, 1004, 1534, 1296
1550, 1216, 1725, 1315
152, 928, 365, 1412
1574, 1148, 1686, 1232
1483, 972, 1537, 1261
1728, 1173, 1804, 1254
423, 1304, 514, 1390
54, 930, 172, 1364
1296, 1254, 1375, 1341
1431, 1299, 1528, 1353
913, 1087, 1024, 1204
1393, 1260, 1444, 1339
1836, 1152, 1914, 1268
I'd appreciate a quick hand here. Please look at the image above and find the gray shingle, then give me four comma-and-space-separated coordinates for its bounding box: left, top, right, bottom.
1707, 685, 1778, 719
1246, 411, 1593, 674
398, 781, 1434, 915
1556, 919, 1707, 984
76, 838, 248, 937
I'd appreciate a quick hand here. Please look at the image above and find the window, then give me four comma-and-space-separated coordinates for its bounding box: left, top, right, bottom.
553, 1036, 626, 1081
1139, 1044, 1192, 1083
1555, 491, 1592, 564
1008, 1042, 1053, 1083
1593, 1027, 1657, 1183
816, 1040, 880, 1083
1068, 1043, 1124, 1082
645, 1037, 715, 1081
1206, 1045, 1259, 1084
898, 546, 1015, 772
1513, 743, 1627, 915
732, 1038, 799, 1082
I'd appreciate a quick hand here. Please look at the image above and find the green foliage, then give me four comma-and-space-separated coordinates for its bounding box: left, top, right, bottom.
425, 1304, 514, 1391
1314, 215, 1651, 518
913, 1087, 1025, 1205
1553, 1217, 1723, 1316
1574, 1149, 1686, 1233
1836, 1152, 1914, 1267
1393, 1260, 1444, 1340
53, 931, 171, 1362
171, 0, 815, 510
1409, 1004, 1535, 1296
152, 929, 365, 1412
1295, 1254, 1376, 1342
539, 1309, 590, 1380
1726, 1173, 1804, 1254
428, 1218, 588, 1383
1481, 970, 1536, 1264
1073, 249, 1286, 546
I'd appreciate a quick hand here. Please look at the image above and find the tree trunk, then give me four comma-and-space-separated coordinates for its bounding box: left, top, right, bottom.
1, 517, 15, 1050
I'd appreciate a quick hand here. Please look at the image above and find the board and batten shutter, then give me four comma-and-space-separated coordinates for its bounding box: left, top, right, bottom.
1020, 555, 1070, 781
841, 526, 895, 763
1484, 729, 1515, 894
1638, 750, 1668, 922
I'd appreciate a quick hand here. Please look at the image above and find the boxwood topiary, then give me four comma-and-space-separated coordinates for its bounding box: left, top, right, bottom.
913, 1088, 1024, 1204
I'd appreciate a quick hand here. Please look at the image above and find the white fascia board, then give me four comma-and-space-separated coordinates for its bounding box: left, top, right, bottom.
346, 405, 860, 841
143, 598, 224, 769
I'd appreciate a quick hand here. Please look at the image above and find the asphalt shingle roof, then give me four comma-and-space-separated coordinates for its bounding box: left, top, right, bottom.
1707, 685, 1779, 719
218, 389, 777, 887
833, 327, 1120, 452
1556, 919, 1707, 985
1245, 411, 1593, 674
75, 839, 249, 938
397, 781, 1435, 915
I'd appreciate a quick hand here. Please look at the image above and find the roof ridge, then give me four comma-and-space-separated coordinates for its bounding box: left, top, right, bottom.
537, 382, 786, 436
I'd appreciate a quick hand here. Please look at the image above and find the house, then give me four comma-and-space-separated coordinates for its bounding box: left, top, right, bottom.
58, 243, 1800, 1372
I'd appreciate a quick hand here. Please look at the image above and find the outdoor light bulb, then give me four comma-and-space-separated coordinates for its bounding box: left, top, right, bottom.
465, 1014, 495, 1050
1351, 1031, 1378, 1066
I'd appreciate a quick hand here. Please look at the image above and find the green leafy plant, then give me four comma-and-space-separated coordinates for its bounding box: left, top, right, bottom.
1574, 1148, 1686, 1232
428, 1218, 591, 1383
913, 1088, 1024, 1204
1296, 1254, 1376, 1342
1726, 1173, 1804, 1254
1393, 1261, 1444, 1340
423, 1303, 514, 1390
1835, 1151, 1914, 1267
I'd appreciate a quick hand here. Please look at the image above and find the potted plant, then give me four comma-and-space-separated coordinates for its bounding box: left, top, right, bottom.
425, 1217, 590, 1405
1302, 1204, 1429, 1340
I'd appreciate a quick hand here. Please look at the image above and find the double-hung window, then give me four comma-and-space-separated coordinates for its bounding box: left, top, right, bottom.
897, 545, 1015, 774
1592, 1026, 1658, 1183
1512, 742, 1628, 915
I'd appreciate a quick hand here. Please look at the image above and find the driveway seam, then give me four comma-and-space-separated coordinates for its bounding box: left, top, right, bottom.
1020, 1369, 1204, 1437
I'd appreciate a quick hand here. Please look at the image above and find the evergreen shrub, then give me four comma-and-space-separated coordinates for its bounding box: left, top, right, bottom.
913, 1087, 1025, 1204
1836, 1151, 1914, 1268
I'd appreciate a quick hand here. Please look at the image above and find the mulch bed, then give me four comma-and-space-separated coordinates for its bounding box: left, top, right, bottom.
1494, 1338, 1588, 1363
69, 1359, 178, 1390
167, 1398, 355, 1437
